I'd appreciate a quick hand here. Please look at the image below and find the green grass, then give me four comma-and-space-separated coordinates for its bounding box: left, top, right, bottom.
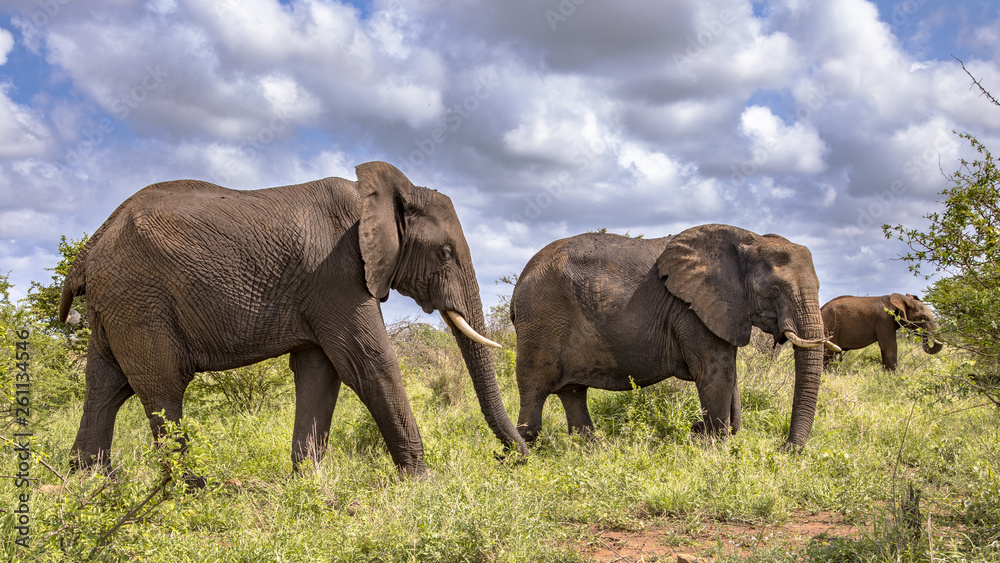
3, 332, 1000, 562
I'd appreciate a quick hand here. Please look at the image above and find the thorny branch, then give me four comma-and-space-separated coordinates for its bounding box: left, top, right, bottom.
88, 472, 174, 560
957, 57, 1000, 107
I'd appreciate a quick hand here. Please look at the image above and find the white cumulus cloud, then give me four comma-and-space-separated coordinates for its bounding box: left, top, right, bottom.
0, 28, 13, 65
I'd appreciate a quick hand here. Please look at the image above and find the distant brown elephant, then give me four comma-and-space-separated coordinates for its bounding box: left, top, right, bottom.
59, 161, 527, 477
821, 293, 944, 371
511, 224, 839, 449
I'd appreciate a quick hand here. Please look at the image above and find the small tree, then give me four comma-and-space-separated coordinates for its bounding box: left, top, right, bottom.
0, 272, 86, 420
883, 64, 1000, 403
25, 235, 90, 355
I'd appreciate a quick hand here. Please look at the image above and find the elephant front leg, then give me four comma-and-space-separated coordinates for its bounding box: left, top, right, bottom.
688, 341, 738, 438
876, 327, 899, 370
318, 306, 427, 476
729, 380, 742, 435
347, 362, 425, 475
289, 346, 342, 472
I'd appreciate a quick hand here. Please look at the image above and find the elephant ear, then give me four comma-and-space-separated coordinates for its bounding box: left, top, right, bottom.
656, 224, 757, 347
356, 161, 415, 301
888, 293, 910, 322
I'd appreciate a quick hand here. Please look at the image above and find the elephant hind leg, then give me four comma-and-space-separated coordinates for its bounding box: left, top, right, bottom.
516, 389, 547, 443
120, 343, 195, 456
289, 346, 342, 472
129, 368, 205, 485
557, 387, 594, 436
71, 352, 135, 472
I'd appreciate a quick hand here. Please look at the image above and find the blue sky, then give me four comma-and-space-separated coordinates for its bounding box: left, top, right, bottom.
1, 0, 999, 324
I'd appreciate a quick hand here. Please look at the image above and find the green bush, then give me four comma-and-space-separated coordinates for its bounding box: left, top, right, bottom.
389, 319, 469, 406
189, 356, 292, 415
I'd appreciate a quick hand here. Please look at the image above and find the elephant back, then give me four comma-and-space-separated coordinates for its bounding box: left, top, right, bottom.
512, 233, 668, 327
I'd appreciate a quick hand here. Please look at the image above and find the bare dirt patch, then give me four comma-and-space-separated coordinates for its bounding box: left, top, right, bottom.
579, 511, 859, 562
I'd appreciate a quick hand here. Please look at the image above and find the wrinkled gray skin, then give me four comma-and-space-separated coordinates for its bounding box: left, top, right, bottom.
59, 161, 527, 476
821, 293, 944, 371
511, 224, 827, 449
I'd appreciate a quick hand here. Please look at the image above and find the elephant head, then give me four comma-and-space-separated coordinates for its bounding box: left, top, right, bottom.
888, 293, 944, 355
356, 162, 528, 456
657, 224, 833, 448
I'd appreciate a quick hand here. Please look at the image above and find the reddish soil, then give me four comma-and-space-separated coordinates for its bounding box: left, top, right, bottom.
579, 511, 859, 562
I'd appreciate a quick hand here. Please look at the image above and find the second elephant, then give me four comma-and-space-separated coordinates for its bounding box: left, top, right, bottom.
511, 224, 837, 449
821, 293, 944, 371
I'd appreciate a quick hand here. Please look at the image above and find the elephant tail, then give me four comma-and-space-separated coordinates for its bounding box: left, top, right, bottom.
59, 247, 89, 324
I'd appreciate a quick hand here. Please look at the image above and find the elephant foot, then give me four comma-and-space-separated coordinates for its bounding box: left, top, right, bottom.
182, 472, 208, 490
399, 462, 429, 479
690, 420, 736, 441
70, 452, 118, 478
689, 421, 719, 447
517, 426, 540, 445
779, 440, 805, 455
690, 420, 706, 434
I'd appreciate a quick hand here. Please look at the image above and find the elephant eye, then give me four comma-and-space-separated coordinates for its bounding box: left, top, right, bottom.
438, 245, 454, 262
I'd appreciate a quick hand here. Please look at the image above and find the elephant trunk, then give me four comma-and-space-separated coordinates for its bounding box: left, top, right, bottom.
922, 332, 944, 355
784, 296, 825, 450
446, 290, 529, 457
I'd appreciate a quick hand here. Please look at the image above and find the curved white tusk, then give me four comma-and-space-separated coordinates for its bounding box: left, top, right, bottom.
444, 310, 501, 349
784, 330, 840, 352
783, 330, 821, 348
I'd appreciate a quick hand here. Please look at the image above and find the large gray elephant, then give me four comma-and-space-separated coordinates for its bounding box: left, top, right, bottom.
821, 293, 944, 371
59, 161, 527, 476
511, 224, 837, 449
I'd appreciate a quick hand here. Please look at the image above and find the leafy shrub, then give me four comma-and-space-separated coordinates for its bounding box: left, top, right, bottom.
190, 356, 292, 414
590, 380, 700, 442
23, 235, 91, 357
885, 130, 1000, 407
389, 319, 468, 406
1, 274, 86, 428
